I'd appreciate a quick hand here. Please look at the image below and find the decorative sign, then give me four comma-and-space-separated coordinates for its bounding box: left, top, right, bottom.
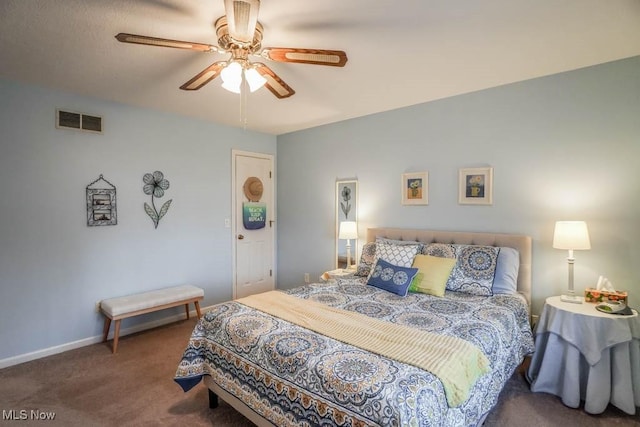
243, 202, 266, 229
86, 174, 117, 226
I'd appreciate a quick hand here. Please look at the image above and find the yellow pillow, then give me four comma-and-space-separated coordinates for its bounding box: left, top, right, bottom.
409, 254, 457, 297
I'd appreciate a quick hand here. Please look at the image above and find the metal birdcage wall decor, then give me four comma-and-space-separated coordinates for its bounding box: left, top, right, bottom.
86, 174, 117, 226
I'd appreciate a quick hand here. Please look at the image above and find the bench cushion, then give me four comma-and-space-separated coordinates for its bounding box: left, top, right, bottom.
101, 285, 204, 317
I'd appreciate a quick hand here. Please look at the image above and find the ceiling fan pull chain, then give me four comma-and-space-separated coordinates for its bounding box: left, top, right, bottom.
241, 78, 248, 130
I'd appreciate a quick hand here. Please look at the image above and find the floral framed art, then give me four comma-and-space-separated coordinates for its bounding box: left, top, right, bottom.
336, 179, 358, 269
458, 167, 493, 205
401, 172, 428, 205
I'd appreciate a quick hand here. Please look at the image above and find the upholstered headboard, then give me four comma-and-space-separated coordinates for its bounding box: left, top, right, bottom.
366, 228, 532, 307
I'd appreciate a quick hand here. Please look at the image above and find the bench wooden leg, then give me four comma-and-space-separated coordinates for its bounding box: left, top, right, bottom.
195, 301, 202, 319
184, 303, 190, 320
102, 317, 111, 342
112, 320, 121, 354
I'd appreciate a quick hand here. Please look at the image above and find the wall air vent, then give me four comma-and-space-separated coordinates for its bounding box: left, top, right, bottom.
56, 109, 103, 133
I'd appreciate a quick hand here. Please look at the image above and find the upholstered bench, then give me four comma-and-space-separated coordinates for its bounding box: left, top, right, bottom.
100, 285, 204, 353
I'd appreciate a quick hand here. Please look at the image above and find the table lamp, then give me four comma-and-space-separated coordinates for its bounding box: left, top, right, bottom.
339, 221, 358, 270
553, 221, 591, 303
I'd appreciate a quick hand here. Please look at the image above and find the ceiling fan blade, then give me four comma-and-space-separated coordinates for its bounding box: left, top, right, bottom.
115, 33, 220, 53
180, 62, 227, 90
224, 0, 260, 44
261, 48, 347, 67
254, 63, 295, 99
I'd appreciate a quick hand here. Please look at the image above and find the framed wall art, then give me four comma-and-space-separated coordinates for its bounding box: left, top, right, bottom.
401, 172, 428, 205
86, 174, 117, 226
458, 167, 493, 205
336, 179, 358, 269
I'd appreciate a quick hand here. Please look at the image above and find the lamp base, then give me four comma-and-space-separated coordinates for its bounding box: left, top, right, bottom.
560, 293, 583, 304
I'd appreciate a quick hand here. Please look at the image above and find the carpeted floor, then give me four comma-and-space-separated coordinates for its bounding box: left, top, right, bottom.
0, 319, 638, 426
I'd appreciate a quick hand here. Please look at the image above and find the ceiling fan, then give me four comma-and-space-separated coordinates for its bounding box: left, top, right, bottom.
115, 0, 348, 99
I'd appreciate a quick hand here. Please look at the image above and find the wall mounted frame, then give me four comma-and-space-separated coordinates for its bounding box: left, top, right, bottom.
458, 167, 493, 205
86, 174, 117, 226
401, 172, 429, 205
335, 179, 358, 269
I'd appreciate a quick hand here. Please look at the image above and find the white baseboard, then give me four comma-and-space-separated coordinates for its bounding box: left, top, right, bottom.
0, 305, 214, 369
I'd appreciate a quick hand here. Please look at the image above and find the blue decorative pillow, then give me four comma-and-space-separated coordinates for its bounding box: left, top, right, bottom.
446, 244, 499, 296
492, 247, 520, 294
367, 258, 418, 297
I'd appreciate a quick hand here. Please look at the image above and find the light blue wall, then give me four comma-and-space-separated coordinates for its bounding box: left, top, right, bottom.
276, 56, 640, 315
2, 56, 639, 363
0, 79, 275, 361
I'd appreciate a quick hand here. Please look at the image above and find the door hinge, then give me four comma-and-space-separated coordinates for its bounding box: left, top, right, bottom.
270, 269, 273, 277
269, 171, 272, 178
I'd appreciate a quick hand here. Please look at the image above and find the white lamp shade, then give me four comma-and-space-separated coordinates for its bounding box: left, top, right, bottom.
221, 62, 242, 84
339, 221, 358, 240
553, 221, 591, 250
221, 79, 241, 93
220, 62, 243, 93
244, 67, 267, 92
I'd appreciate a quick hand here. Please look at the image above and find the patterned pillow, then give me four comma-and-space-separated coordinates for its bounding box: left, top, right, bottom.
376, 236, 423, 247
374, 241, 421, 268
367, 258, 418, 296
446, 244, 499, 296
422, 243, 456, 258
355, 242, 377, 277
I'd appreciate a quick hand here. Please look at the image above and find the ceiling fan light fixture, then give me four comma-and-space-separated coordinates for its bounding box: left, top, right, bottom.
221, 79, 242, 93
244, 67, 267, 92
116, 0, 346, 99
220, 61, 243, 93
221, 61, 242, 83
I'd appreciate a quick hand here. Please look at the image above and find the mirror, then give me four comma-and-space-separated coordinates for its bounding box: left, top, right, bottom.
336, 179, 358, 269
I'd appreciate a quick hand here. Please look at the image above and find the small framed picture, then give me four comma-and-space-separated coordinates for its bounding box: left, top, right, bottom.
458, 167, 493, 205
401, 172, 428, 205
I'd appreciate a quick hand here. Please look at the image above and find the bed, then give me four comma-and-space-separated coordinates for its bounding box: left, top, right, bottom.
175, 227, 534, 426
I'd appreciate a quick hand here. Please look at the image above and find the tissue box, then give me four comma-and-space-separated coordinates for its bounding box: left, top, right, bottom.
584, 288, 628, 304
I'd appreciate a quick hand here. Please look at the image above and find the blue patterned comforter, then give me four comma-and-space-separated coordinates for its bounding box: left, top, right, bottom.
175, 278, 534, 426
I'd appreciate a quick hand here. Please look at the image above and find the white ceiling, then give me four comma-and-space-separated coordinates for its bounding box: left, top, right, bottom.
1, 0, 639, 135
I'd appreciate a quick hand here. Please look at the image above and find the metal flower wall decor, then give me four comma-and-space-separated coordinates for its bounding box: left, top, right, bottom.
143, 171, 172, 229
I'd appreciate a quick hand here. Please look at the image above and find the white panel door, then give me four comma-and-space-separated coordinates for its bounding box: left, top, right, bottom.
234, 151, 275, 299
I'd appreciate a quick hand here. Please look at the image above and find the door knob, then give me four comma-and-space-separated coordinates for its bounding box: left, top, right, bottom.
238, 234, 245, 240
